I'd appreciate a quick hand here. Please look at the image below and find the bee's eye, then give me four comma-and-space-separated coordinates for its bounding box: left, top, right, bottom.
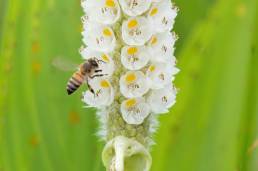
93, 61, 99, 67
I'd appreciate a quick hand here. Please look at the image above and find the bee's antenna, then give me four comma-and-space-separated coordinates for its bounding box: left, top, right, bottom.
93, 57, 107, 64
98, 59, 107, 64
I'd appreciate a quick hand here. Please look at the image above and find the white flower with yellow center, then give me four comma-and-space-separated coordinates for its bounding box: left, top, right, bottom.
82, 0, 121, 25
121, 46, 150, 70
147, 85, 177, 114
122, 17, 153, 46
121, 97, 150, 124
148, 0, 178, 33
82, 23, 116, 52
82, 78, 114, 107
78, 0, 179, 170
120, 71, 149, 98
80, 47, 115, 77
146, 62, 178, 89
119, 0, 152, 16
148, 32, 177, 62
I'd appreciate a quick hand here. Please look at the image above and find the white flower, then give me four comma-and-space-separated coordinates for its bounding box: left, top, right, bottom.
120, 71, 149, 98
122, 17, 153, 46
82, 0, 121, 25
148, 32, 177, 63
147, 85, 177, 114
148, 1, 178, 33
82, 78, 114, 107
121, 97, 150, 124
82, 23, 116, 52
119, 0, 152, 16
80, 47, 115, 77
121, 46, 150, 70
146, 62, 179, 89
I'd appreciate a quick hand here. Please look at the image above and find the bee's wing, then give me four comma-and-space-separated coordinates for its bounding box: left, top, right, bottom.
51, 56, 80, 72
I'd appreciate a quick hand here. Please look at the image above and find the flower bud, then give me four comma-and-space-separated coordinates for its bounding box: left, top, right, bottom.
102, 136, 152, 171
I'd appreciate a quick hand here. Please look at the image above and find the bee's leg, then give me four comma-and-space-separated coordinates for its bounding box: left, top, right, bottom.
98, 59, 107, 64
95, 69, 102, 73
90, 74, 107, 79
88, 85, 95, 94
86, 78, 95, 94
93, 57, 107, 64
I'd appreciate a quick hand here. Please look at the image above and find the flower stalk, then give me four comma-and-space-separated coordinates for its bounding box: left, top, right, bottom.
79, 0, 179, 170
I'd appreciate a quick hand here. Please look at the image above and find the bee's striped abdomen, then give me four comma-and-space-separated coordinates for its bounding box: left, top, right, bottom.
67, 71, 84, 95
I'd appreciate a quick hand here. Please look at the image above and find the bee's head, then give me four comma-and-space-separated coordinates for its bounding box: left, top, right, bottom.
82, 58, 99, 74
88, 59, 99, 68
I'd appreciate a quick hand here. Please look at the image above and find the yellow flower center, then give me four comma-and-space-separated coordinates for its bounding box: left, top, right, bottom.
128, 19, 138, 29
150, 8, 158, 16
125, 73, 137, 84
127, 47, 138, 55
151, 36, 157, 45
105, 0, 115, 7
125, 98, 137, 108
103, 28, 112, 37
102, 54, 110, 62
100, 80, 110, 88
149, 65, 156, 72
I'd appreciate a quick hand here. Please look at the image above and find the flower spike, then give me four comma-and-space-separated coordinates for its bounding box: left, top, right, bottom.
78, 0, 179, 170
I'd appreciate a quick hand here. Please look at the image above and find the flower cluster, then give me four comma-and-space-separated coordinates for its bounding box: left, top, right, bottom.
79, 0, 178, 170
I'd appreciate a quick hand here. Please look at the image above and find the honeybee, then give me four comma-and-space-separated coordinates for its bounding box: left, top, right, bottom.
66, 58, 106, 95
51, 56, 106, 95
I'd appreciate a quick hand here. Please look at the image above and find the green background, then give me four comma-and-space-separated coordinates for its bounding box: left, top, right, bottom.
0, 0, 257, 170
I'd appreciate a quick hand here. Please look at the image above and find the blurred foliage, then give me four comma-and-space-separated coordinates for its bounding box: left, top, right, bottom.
0, 0, 257, 171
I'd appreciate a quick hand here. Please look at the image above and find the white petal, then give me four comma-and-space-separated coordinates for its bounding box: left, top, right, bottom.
119, 0, 152, 16
81, 0, 90, 13
120, 71, 149, 98
148, 1, 178, 33
122, 17, 153, 46
167, 65, 180, 76
82, 23, 116, 52
121, 46, 150, 70
148, 32, 177, 63
80, 48, 115, 77
147, 85, 177, 114
81, 14, 91, 32
146, 62, 175, 89
121, 97, 150, 125
83, 0, 121, 25
82, 78, 114, 107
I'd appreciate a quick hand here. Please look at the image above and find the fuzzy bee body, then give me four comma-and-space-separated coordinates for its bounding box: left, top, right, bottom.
66, 58, 105, 95
67, 70, 85, 95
